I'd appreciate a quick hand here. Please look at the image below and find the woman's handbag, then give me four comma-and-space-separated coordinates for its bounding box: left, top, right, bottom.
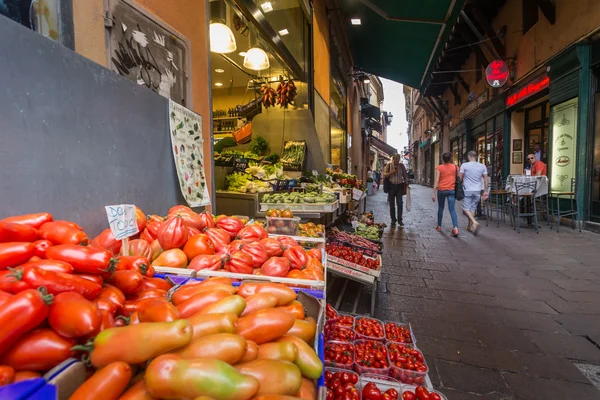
455, 165, 465, 201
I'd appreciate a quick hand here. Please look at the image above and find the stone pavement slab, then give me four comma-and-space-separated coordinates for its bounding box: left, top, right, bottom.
328, 186, 600, 399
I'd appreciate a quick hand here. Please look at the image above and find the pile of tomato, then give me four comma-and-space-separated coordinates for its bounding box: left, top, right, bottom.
326, 303, 339, 320
326, 244, 380, 270
325, 369, 359, 400
325, 324, 355, 343
324, 342, 354, 368
0, 210, 325, 399
355, 317, 384, 340
385, 322, 413, 344
388, 343, 427, 385
354, 340, 389, 372
402, 386, 443, 400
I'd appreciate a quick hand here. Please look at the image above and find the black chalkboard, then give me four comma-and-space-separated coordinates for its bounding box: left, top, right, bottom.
0, 17, 187, 236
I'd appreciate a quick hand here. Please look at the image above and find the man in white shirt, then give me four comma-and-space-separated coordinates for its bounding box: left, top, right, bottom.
459, 151, 490, 235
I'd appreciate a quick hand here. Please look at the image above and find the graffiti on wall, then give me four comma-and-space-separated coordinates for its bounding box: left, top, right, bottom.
107, 0, 188, 106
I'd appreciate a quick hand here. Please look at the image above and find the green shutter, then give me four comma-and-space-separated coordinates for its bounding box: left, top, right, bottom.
549, 70, 580, 105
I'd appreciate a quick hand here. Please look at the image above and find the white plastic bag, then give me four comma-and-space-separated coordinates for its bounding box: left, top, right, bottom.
406, 186, 411, 212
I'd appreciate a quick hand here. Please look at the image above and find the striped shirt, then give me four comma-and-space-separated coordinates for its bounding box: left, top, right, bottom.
385, 162, 407, 185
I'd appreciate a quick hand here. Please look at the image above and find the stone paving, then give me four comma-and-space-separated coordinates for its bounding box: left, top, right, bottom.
328, 185, 600, 400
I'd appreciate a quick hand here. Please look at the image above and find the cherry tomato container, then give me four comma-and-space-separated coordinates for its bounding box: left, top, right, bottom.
353, 339, 390, 376
332, 312, 355, 328
354, 317, 385, 341
387, 343, 428, 385
358, 373, 401, 400
383, 321, 416, 345
325, 367, 361, 400
324, 340, 355, 370
401, 385, 447, 400
325, 324, 356, 343
265, 216, 301, 236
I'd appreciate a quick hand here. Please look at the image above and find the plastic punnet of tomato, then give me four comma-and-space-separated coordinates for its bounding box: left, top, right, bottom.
353, 339, 390, 376
324, 341, 355, 370
384, 321, 415, 345
334, 313, 355, 328
401, 385, 446, 400
325, 367, 360, 400
358, 373, 401, 400
387, 343, 428, 385
354, 317, 385, 341
325, 324, 355, 343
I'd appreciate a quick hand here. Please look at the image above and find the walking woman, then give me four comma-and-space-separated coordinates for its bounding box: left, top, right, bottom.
432, 152, 459, 237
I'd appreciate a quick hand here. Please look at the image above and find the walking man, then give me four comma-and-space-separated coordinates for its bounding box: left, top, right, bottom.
383, 153, 409, 227
459, 151, 489, 235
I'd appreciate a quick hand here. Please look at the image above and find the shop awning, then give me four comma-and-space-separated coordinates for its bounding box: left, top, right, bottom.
369, 136, 397, 157
342, 0, 465, 88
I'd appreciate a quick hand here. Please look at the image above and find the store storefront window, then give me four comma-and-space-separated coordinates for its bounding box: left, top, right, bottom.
1, 0, 60, 41
494, 114, 504, 183
525, 100, 549, 163
451, 140, 459, 165
331, 119, 344, 168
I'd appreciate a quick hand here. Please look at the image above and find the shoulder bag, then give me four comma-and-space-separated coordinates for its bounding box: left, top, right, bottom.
455, 165, 465, 201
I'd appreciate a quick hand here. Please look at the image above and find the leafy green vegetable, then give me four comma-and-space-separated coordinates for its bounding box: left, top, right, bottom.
250, 136, 269, 156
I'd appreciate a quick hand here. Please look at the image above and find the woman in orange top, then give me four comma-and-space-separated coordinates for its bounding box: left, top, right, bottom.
432, 152, 459, 236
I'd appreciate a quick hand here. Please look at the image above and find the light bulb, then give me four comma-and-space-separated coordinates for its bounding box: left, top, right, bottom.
243, 47, 270, 70
210, 23, 237, 54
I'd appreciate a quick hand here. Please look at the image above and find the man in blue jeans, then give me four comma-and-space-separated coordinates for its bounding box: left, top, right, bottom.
459, 151, 489, 235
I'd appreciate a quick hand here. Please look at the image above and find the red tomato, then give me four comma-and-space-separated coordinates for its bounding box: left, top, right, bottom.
283, 246, 308, 270
228, 240, 246, 253
0, 290, 12, 307
402, 392, 416, 400
140, 277, 172, 291
216, 217, 244, 239
31, 240, 52, 259
188, 227, 201, 237
0, 270, 31, 293
429, 394, 441, 400
138, 298, 180, 322
157, 216, 188, 250
19, 267, 102, 300
385, 389, 398, 400
0, 242, 36, 269
277, 236, 299, 250
110, 256, 153, 276
197, 212, 216, 231
49, 292, 101, 338
415, 387, 430, 400
236, 224, 268, 241
39, 222, 89, 245
45, 244, 111, 275
240, 242, 268, 269
362, 382, 381, 400
0, 365, 15, 385
1, 213, 53, 229
94, 284, 126, 314
306, 248, 322, 260
0, 288, 53, 356
259, 238, 284, 257
126, 239, 152, 259
183, 234, 215, 259
260, 257, 291, 277
20, 259, 73, 274
140, 220, 161, 244
90, 229, 121, 255
225, 251, 253, 274
0, 328, 75, 371
107, 270, 144, 295
188, 254, 223, 271
0, 222, 39, 243
205, 228, 231, 252
135, 207, 146, 232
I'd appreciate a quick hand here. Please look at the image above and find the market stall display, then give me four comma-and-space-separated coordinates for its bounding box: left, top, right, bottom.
0, 208, 326, 399
324, 304, 445, 400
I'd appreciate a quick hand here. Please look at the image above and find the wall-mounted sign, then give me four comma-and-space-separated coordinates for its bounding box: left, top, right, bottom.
431, 133, 439, 144
485, 60, 509, 88
550, 98, 578, 192
506, 75, 550, 107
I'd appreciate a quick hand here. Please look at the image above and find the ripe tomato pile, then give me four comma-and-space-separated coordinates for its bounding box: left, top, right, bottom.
385, 322, 413, 344
336, 314, 355, 327
326, 244, 380, 270
362, 382, 398, 400
388, 343, 427, 384
326, 303, 339, 320
325, 369, 359, 400
325, 324, 355, 342
324, 342, 354, 367
354, 340, 389, 371
355, 317, 384, 339
402, 386, 442, 400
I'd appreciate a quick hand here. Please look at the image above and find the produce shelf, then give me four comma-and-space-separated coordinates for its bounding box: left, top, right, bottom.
259, 200, 339, 213
326, 254, 382, 278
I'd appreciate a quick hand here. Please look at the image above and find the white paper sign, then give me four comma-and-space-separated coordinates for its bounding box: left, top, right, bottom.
105, 204, 139, 240
352, 188, 364, 201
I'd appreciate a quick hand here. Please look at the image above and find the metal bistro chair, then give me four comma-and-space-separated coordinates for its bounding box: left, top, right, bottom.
512, 180, 539, 234
547, 178, 582, 233
486, 180, 511, 227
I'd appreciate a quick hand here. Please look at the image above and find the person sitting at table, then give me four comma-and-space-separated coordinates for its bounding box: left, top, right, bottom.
527, 154, 547, 176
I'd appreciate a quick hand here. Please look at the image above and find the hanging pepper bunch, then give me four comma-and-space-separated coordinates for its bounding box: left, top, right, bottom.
276, 79, 297, 108
260, 85, 277, 108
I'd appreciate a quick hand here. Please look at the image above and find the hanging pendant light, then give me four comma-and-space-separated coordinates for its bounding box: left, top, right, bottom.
243, 47, 270, 70
209, 0, 236, 54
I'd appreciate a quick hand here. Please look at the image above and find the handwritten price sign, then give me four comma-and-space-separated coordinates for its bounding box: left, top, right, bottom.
105, 204, 139, 240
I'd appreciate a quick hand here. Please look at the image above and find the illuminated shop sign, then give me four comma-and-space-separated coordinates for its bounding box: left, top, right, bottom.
485, 60, 509, 88
506, 76, 550, 107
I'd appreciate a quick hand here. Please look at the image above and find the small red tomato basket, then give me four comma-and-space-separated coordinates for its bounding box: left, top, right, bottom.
324, 340, 355, 370
386, 343, 428, 385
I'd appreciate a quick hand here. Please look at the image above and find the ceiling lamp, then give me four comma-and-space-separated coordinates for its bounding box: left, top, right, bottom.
209, 1, 236, 54
244, 47, 270, 70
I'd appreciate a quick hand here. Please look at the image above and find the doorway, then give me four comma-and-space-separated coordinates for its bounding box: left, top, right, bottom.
525, 100, 550, 165
590, 69, 600, 222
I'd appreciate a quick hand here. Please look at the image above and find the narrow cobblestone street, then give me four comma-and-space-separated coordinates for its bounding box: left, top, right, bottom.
329, 185, 600, 400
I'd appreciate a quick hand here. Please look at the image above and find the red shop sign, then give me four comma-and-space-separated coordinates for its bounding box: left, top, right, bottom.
506, 76, 550, 107
486, 60, 509, 88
